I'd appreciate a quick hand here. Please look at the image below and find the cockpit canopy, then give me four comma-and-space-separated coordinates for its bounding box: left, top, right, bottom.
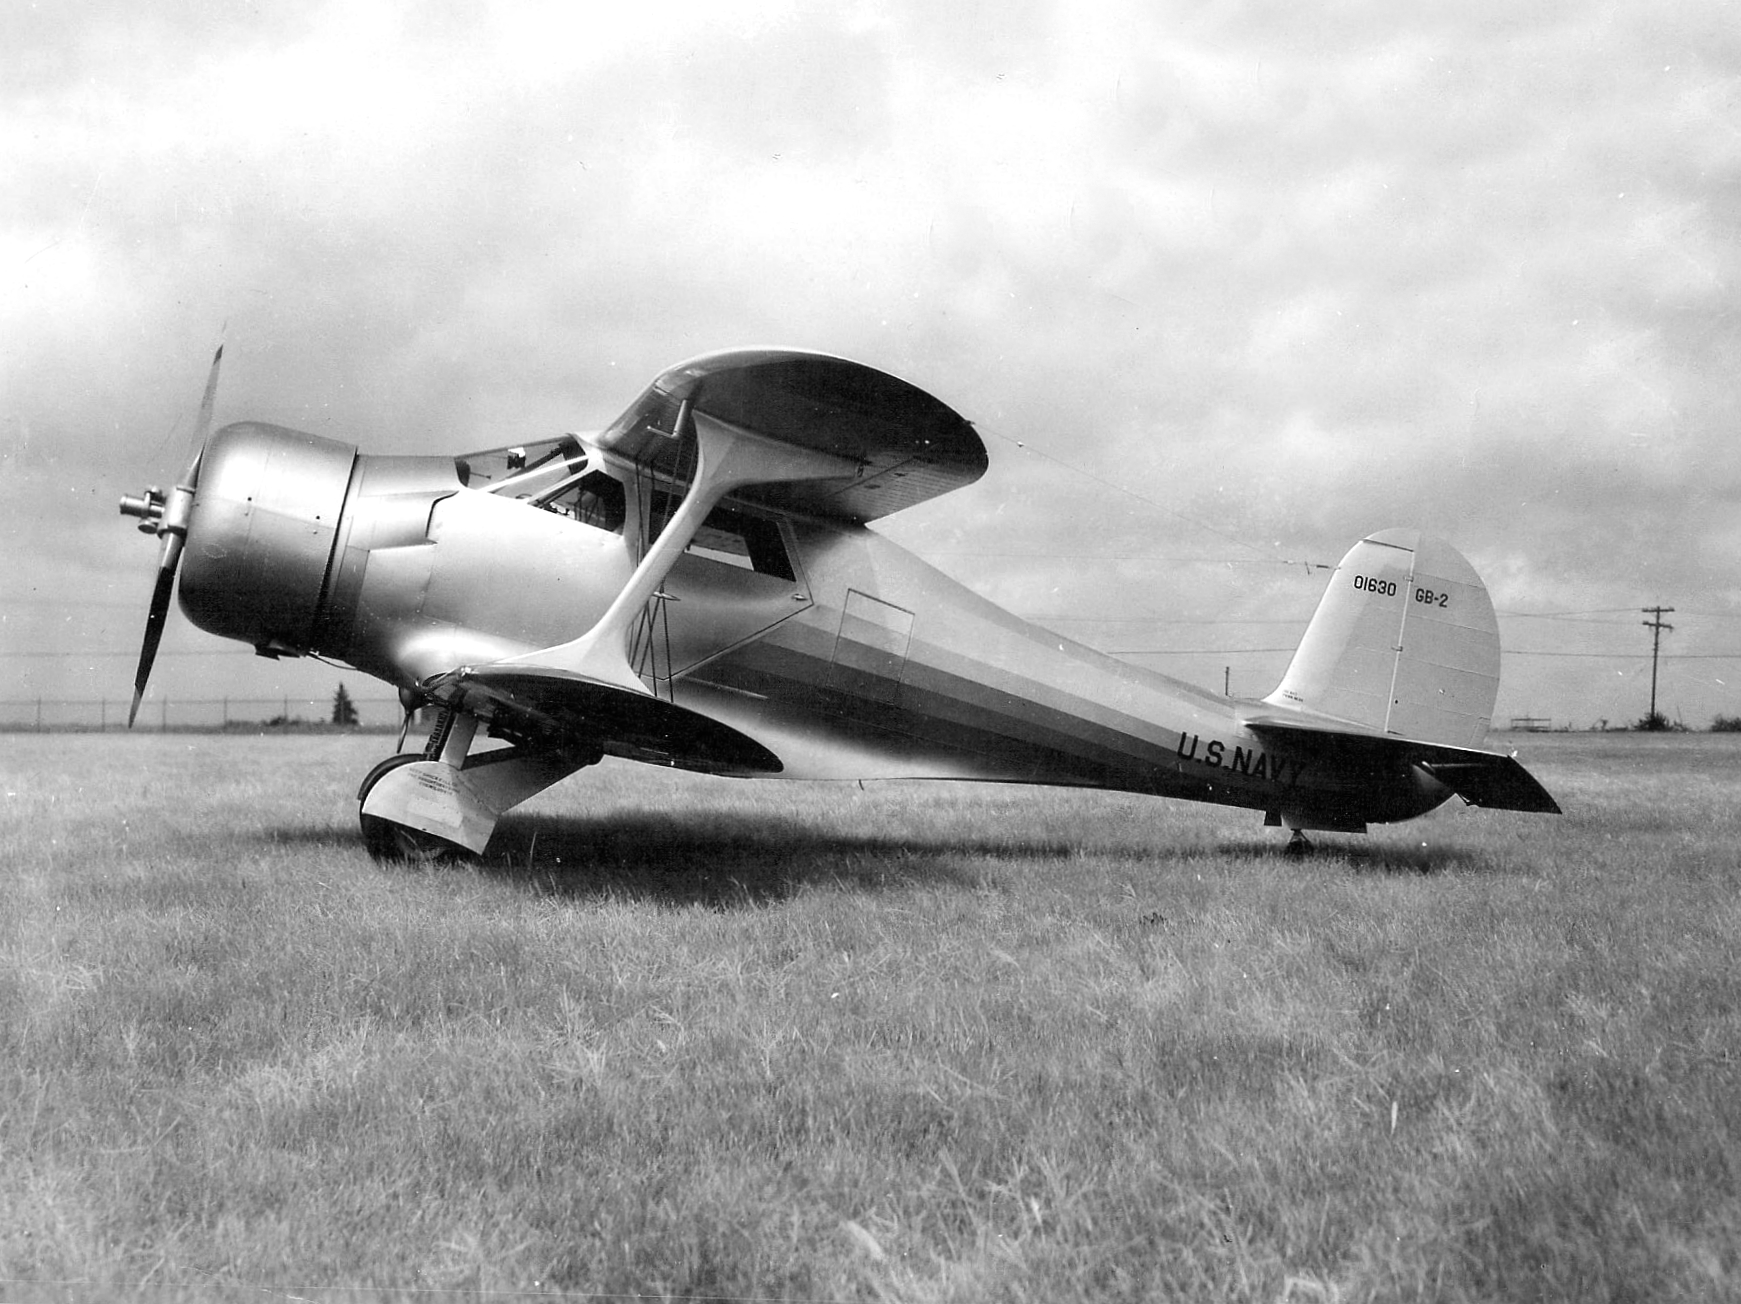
450, 433, 791, 579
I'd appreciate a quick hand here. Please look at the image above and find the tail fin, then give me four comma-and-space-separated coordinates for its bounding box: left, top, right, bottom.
1264, 529, 1500, 749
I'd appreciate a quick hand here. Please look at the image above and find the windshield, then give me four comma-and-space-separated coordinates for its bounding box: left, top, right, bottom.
453, 434, 627, 534
453, 435, 586, 495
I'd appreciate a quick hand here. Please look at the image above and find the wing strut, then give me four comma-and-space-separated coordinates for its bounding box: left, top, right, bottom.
493, 409, 856, 693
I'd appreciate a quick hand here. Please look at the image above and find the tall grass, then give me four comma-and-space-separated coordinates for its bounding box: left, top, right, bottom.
1, 733, 1736, 1301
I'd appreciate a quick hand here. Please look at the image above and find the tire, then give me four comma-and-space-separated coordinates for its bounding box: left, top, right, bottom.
357, 755, 470, 863
358, 813, 469, 864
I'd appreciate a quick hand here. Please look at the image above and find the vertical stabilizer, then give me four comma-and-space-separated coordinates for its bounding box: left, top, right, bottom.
1263, 529, 1501, 749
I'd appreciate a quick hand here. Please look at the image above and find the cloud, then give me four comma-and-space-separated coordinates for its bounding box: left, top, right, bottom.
4, 0, 1740, 728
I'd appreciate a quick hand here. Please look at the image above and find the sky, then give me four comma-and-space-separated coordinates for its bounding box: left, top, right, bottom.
4, 0, 1739, 732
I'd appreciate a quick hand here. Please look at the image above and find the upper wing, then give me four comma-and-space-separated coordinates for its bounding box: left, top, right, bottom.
1242, 712, 1561, 814
596, 349, 987, 522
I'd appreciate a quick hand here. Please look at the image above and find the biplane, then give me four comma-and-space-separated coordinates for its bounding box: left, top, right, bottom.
120, 347, 1558, 858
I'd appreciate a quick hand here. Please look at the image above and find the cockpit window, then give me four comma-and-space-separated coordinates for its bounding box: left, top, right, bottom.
649, 490, 795, 580
535, 471, 626, 533
691, 505, 795, 581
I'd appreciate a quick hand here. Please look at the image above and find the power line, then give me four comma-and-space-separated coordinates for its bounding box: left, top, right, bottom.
1110, 648, 1297, 656
1108, 647, 1739, 660
1497, 607, 1648, 618
1503, 650, 1649, 659
1019, 615, 1308, 625
0, 648, 257, 659
919, 552, 1324, 566
1645, 652, 1741, 660
1506, 650, 1741, 660
1, 597, 145, 609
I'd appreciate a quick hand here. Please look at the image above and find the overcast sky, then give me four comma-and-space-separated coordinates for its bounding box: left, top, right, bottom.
5, 0, 1738, 732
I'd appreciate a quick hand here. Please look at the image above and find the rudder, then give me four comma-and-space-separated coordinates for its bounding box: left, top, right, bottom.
1264, 529, 1501, 749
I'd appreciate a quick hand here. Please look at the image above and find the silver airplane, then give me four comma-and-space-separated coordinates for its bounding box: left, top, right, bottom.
120, 347, 1558, 859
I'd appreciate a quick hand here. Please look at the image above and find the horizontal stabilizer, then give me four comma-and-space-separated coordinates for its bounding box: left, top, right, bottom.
423, 665, 782, 777
1413, 755, 1562, 813
1243, 714, 1561, 814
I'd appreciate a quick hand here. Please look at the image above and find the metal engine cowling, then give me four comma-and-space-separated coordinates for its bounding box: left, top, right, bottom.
177, 422, 358, 654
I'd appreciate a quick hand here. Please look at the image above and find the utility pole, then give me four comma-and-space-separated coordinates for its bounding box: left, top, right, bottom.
1642, 606, 1675, 727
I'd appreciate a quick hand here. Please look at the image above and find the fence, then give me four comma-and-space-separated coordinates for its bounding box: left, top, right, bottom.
0, 696, 407, 733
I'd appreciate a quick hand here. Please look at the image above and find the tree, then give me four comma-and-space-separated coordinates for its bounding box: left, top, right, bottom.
331, 682, 359, 727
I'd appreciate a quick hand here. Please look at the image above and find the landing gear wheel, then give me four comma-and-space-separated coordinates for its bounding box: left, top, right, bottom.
359, 813, 467, 864
1282, 829, 1314, 858
357, 754, 469, 863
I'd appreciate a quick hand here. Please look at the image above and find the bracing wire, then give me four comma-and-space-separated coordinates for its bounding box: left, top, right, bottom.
982, 427, 1335, 574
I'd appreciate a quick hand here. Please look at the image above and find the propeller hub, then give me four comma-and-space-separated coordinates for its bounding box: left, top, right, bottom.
118, 487, 167, 526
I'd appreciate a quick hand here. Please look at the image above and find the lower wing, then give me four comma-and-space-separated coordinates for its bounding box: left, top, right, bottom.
422, 664, 782, 777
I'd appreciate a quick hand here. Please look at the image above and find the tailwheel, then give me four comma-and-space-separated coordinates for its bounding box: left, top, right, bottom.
1282, 828, 1314, 858
359, 813, 468, 864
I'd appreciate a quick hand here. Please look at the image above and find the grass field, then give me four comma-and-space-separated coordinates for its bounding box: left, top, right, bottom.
2, 731, 1737, 1302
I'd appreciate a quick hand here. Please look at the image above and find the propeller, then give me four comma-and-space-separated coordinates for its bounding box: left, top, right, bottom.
118, 345, 223, 726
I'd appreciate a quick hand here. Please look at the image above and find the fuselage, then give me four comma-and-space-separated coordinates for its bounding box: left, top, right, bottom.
177, 421, 1452, 829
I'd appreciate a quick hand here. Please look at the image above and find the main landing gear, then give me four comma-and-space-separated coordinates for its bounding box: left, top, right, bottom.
1282, 828, 1315, 858
356, 704, 590, 863
359, 772, 465, 862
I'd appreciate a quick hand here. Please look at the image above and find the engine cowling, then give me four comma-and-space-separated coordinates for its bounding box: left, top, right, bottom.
177, 422, 357, 654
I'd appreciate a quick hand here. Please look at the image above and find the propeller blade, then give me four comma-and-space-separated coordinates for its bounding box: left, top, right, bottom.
126, 343, 221, 727
395, 686, 422, 752
184, 343, 223, 485
129, 537, 182, 727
